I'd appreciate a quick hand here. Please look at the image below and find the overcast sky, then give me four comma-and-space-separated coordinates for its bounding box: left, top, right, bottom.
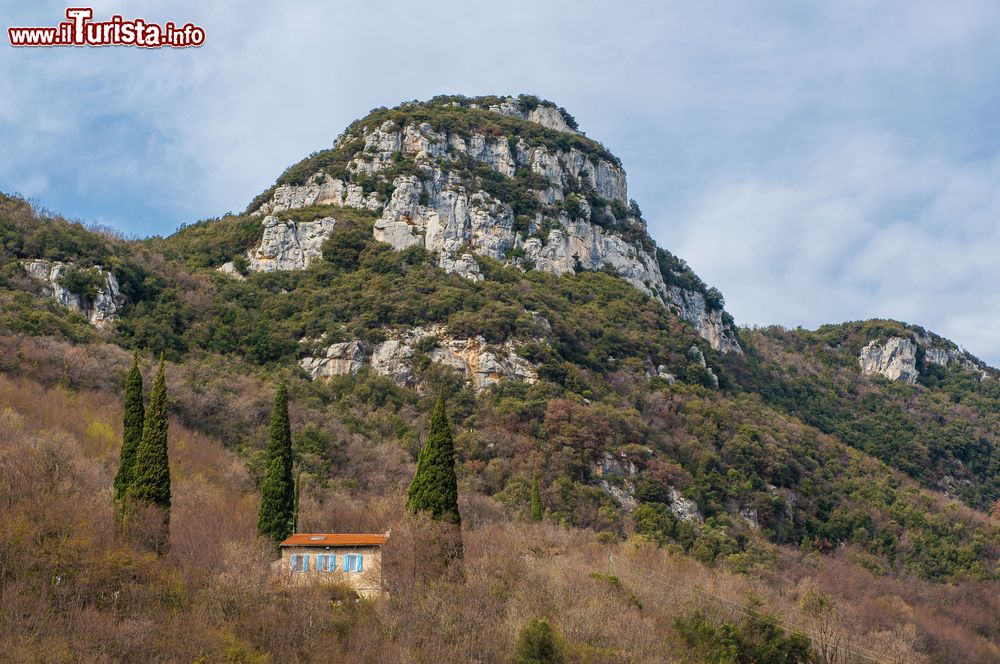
3, 1, 1000, 363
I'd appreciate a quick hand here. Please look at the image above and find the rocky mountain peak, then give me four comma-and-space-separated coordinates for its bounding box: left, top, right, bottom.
235, 95, 741, 353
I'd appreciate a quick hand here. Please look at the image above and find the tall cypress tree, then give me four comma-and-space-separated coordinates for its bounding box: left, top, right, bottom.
407, 395, 461, 525
128, 357, 171, 551
257, 382, 295, 544
530, 474, 543, 522
130, 358, 171, 510
114, 351, 144, 514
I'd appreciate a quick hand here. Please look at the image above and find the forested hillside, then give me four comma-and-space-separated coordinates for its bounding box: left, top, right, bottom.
1, 95, 999, 663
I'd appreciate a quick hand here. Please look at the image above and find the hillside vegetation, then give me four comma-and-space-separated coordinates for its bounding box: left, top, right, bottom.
1, 95, 1000, 662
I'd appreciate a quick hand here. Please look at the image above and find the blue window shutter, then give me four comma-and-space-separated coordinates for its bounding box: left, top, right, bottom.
290, 555, 296, 571
357, 555, 363, 572
304, 554, 309, 572
331, 554, 337, 571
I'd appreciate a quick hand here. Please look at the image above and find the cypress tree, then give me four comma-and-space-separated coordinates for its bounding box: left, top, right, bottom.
257, 382, 295, 544
130, 358, 171, 510
407, 395, 461, 525
114, 351, 144, 513
530, 474, 543, 522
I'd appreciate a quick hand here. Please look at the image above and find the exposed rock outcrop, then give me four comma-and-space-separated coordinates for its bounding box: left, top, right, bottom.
486, 97, 581, 135
859, 335, 987, 383
687, 344, 720, 389
859, 337, 920, 383
247, 215, 337, 273
299, 341, 367, 378
21, 259, 122, 328
668, 487, 703, 523
299, 325, 537, 392
670, 287, 741, 354
256, 175, 381, 217
594, 451, 640, 511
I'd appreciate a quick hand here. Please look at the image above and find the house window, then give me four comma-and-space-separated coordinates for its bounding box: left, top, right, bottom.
344, 554, 363, 573
290, 554, 310, 573
317, 554, 336, 572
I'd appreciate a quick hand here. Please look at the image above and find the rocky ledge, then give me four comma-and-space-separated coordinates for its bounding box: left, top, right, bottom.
299, 324, 538, 392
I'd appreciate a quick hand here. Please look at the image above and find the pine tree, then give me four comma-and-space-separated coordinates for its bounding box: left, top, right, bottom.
530, 474, 543, 522
114, 351, 144, 514
128, 357, 171, 549
257, 382, 295, 544
407, 395, 461, 525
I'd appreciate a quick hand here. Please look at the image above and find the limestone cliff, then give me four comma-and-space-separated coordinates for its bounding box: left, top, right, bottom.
239, 95, 741, 353
859, 332, 988, 383
21, 259, 123, 328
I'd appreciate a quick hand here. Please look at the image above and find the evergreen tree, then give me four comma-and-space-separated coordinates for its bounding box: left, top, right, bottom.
257, 382, 295, 543
292, 467, 301, 533
128, 357, 171, 549
530, 474, 543, 522
407, 395, 461, 525
114, 351, 144, 513
130, 358, 171, 508
512, 618, 563, 664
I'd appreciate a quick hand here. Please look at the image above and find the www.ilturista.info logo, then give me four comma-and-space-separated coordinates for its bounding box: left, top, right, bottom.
8, 8, 205, 48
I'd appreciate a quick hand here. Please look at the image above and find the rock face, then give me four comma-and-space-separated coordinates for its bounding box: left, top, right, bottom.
247, 215, 337, 273
594, 451, 640, 511
687, 344, 720, 389
859, 337, 920, 383
671, 287, 741, 354
248, 96, 741, 353
668, 487, 703, 523
299, 341, 367, 378
21, 259, 122, 328
257, 175, 381, 217
859, 335, 987, 383
486, 97, 580, 134
299, 325, 537, 392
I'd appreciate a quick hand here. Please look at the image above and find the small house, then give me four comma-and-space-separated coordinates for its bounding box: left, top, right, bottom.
278, 532, 389, 597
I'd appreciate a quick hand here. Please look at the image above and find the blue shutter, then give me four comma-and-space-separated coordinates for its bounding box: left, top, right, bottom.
303, 554, 309, 572
289, 555, 297, 572
357, 554, 363, 572
331, 554, 337, 571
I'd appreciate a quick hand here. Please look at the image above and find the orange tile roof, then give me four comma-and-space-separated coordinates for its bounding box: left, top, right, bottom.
280, 533, 389, 547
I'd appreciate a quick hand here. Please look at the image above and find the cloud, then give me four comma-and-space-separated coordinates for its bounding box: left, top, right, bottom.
669, 131, 1000, 364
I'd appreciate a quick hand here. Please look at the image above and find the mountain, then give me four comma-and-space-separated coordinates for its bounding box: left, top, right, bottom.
1, 95, 999, 662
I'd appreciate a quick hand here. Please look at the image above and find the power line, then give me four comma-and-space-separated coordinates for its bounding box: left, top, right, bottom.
608, 554, 885, 663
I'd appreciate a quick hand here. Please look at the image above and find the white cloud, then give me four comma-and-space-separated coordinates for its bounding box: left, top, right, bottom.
669, 132, 1000, 364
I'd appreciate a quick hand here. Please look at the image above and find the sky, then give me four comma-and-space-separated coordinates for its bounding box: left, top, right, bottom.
3, 1, 1000, 364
